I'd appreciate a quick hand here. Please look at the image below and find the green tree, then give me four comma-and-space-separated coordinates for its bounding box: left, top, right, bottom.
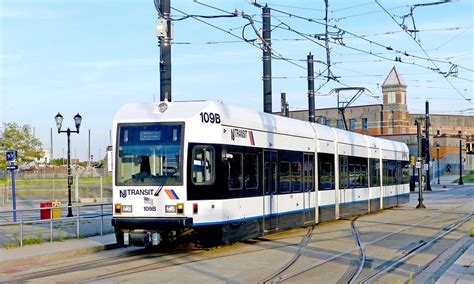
0, 122, 43, 169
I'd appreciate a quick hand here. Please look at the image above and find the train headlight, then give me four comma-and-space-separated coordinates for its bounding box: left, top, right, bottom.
177, 203, 184, 214
122, 205, 133, 213
114, 203, 122, 214
165, 205, 176, 213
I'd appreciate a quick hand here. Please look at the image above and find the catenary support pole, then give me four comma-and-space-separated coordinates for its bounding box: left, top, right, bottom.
459, 140, 464, 185
416, 120, 425, 208
159, 0, 172, 102
307, 53, 315, 123
262, 5, 272, 113
425, 100, 432, 191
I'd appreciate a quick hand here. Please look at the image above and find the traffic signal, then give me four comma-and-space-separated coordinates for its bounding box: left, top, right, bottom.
420, 137, 426, 158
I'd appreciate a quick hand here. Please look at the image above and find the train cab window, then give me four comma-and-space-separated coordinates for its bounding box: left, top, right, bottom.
244, 153, 258, 189
318, 153, 335, 190
228, 152, 243, 190
191, 146, 215, 185
116, 123, 183, 186
280, 161, 291, 193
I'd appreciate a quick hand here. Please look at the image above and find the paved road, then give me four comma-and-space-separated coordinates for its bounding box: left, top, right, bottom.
0, 184, 472, 283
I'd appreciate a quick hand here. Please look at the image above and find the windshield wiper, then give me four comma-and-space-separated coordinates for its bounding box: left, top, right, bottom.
154, 168, 177, 196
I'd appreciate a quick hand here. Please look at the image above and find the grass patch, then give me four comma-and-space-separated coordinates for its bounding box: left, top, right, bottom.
469, 227, 474, 237
3, 233, 44, 249
452, 170, 474, 184
1, 176, 112, 187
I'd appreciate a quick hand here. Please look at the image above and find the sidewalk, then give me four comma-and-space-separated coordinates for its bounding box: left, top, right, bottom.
0, 233, 117, 272
426, 174, 469, 191
437, 244, 474, 284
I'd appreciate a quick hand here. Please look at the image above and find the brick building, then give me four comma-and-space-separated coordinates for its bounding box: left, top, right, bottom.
287, 66, 474, 176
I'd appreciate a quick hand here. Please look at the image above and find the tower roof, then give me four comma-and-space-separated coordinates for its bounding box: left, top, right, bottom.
382, 66, 406, 87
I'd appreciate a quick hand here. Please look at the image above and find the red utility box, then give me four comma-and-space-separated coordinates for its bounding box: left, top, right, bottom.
40, 202, 53, 219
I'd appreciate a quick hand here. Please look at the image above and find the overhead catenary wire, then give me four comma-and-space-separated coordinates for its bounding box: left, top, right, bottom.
374, 0, 473, 104
266, 3, 473, 74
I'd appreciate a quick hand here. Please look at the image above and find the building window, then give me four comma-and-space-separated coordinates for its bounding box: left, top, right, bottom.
362, 118, 368, 131
349, 119, 355, 131
326, 119, 331, 127
337, 119, 343, 129
387, 91, 395, 104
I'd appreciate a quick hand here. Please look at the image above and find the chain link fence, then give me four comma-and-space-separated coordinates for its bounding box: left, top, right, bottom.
1, 168, 112, 206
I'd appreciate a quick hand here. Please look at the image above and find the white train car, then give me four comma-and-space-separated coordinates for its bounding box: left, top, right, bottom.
111, 100, 409, 246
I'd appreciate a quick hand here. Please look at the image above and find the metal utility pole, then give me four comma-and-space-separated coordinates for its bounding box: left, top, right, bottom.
459, 140, 464, 185
262, 5, 272, 113
436, 144, 440, 185
307, 53, 315, 123
88, 129, 91, 166
158, 0, 172, 102
415, 119, 425, 208
425, 100, 432, 191
50, 128, 53, 163
281, 93, 288, 117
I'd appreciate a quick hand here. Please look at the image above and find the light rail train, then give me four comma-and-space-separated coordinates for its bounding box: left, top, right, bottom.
111, 100, 410, 246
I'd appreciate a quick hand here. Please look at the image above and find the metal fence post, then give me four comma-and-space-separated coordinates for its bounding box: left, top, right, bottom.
76, 206, 80, 239
50, 207, 53, 242
100, 204, 104, 236
100, 176, 103, 199
75, 174, 79, 203
19, 211, 23, 247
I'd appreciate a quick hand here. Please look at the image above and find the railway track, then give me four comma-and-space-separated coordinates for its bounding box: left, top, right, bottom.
258, 200, 472, 283
259, 226, 314, 283
357, 212, 473, 283
5, 190, 472, 283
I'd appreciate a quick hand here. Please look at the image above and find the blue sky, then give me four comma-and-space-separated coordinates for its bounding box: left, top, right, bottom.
1, 0, 473, 161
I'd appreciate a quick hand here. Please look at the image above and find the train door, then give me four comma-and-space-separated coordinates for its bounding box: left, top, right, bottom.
303, 153, 314, 224
263, 150, 278, 233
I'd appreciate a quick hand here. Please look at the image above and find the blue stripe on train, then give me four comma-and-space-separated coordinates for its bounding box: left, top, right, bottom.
193, 193, 409, 226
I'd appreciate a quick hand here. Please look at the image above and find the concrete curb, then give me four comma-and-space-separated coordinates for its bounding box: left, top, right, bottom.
0, 241, 118, 271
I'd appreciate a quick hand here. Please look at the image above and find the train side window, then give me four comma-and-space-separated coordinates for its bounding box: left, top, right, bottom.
360, 163, 367, 187
402, 161, 410, 184
339, 156, 349, 189
244, 153, 258, 190
280, 161, 291, 193
191, 146, 215, 185
291, 162, 302, 192
318, 153, 335, 190
349, 163, 357, 188
228, 152, 243, 190
370, 159, 380, 187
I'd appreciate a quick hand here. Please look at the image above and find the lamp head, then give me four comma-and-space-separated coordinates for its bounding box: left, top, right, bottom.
74, 113, 82, 132
55, 113, 63, 131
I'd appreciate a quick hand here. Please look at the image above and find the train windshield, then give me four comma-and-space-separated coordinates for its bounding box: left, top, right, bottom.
116, 123, 183, 186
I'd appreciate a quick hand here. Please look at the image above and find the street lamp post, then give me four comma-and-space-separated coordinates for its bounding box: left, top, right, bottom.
459, 140, 464, 185
55, 113, 82, 217
436, 144, 440, 185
